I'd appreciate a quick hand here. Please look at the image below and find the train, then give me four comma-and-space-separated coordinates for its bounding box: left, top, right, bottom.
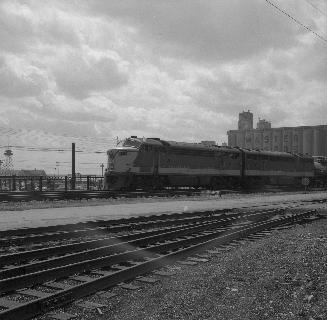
104, 136, 327, 190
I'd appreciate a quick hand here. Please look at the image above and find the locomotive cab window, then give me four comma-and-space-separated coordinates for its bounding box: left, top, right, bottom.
229, 153, 239, 159
142, 145, 152, 152
247, 154, 258, 160
119, 151, 127, 156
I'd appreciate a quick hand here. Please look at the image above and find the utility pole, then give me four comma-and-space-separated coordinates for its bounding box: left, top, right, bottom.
56, 161, 60, 176
72, 143, 75, 190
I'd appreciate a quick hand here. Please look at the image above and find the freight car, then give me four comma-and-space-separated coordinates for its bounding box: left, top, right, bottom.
104, 136, 316, 190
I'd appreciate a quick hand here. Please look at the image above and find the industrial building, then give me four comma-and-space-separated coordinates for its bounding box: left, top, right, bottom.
227, 111, 327, 156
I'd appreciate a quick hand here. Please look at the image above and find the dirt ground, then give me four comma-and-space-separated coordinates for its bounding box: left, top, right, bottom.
1, 191, 327, 230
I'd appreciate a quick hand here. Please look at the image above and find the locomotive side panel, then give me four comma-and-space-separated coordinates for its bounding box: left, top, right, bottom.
104, 137, 317, 190
243, 150, 314, 187
158, 148, 241, 176
133, 145, 155, 174
312, 156, 327, 187
157, 147, 242, 188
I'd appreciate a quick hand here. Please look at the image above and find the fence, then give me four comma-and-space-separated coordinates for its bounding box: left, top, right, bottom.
0, 175, 104, 192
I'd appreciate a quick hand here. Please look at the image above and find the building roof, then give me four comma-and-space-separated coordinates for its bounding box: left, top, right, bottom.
17, 169, 47, 176
228, 124, 327, 133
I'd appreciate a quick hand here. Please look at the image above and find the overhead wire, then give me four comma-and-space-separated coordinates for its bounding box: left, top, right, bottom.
303, 0, 327, 18
264, 0, 327, 44
0, 146, 108, 154
0, 127, 118, 153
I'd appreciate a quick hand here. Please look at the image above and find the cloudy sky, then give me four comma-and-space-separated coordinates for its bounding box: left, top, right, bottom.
0, 0, 326, 174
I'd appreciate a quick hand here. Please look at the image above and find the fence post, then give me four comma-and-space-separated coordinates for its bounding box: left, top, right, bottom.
65, 176, 68, 192
39, 176, 43, 191
12, 175, 16, 191
87, 176, 90, 190
31, 177, 34, 191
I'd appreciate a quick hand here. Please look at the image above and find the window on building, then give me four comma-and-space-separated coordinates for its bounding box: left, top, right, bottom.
284, 135, 288, 142
294, 134, 298, 143
274, 145, 278, 151
284, 146, 288, 152
274, 136, 278, 143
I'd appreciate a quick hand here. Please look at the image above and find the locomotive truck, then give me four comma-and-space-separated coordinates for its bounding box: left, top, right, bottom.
104, 136, 326, 190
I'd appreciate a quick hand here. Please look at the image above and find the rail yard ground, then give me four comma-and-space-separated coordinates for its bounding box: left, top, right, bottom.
0, 190, 327, 230
0, 191, 326, 320
67, 217, 326, 320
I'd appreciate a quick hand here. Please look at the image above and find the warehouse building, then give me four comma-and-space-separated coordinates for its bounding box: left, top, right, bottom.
227, 111, 327, 156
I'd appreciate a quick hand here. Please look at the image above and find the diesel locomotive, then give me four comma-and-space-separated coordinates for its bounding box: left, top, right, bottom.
104, 136, 326, 190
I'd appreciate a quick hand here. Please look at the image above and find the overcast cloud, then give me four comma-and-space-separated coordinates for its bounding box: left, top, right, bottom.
0, 0, 326, 173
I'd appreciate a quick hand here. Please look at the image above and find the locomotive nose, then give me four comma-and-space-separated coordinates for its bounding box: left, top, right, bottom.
107, 149, 117, 171
107, 148, 138, 173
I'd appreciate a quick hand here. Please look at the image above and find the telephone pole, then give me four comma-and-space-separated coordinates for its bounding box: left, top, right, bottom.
72, 143, 75, 190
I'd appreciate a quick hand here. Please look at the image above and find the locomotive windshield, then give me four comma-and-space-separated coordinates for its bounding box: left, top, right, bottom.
313, 156, 327, 165
122, 138, 142, 148
108, 150, 117, 160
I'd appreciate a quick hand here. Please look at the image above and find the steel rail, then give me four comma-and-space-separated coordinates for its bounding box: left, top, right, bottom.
1, 195, 325, 239
0, 208, 281, 265
0, 209, 318, 320
0, 189, 202, 203
0, 207, 279, 248
1, 195, 325, 240
0, 221, 223, 280
0, 207, 231, 239
0, 209, 281, 291
0, 208, 280, 280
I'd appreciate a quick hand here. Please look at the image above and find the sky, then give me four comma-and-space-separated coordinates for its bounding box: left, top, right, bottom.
0, 0, 326, 174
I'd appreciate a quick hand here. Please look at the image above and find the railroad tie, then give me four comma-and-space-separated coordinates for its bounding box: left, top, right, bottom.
97, 291, 117, 299
136, 276, 159, 283
44, 281, 73, 290
47, 312, 77, 320
19, 288, 51, 298
70, 275, 95, 282
152, 270, 176, 277
0, 297, 22, 309
119, 283, 141, 290
75, 301, 107, 309
188, 257, 209, 263
177, 260, 198, 266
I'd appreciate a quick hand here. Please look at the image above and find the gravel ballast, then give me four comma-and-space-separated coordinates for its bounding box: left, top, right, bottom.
61, 217, 327, 320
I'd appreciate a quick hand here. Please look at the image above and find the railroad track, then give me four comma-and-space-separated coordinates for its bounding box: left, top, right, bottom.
0, 197, 318, 249
0, 189, 204, 203
0, 207, 322, 320
0, 187, 326, 203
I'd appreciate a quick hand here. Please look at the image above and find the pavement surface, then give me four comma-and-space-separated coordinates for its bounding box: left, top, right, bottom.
0, 191, 326, 231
